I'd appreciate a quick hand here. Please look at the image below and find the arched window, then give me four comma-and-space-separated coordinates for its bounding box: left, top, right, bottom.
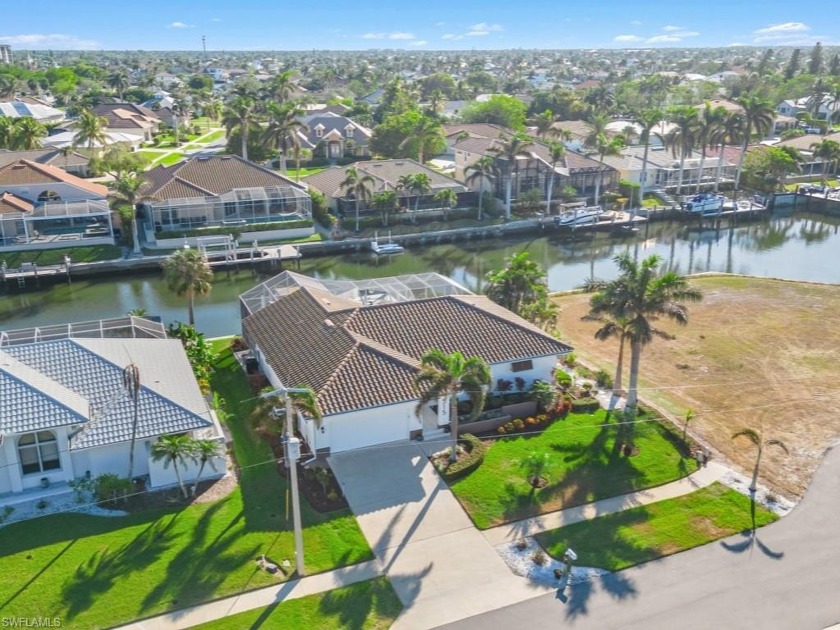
18, 431, 60, 475
37, 190, 61, 203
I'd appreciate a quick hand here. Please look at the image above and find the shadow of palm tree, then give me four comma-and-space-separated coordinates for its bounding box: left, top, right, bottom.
719, 495, 784, 560
317, 572, 411, 630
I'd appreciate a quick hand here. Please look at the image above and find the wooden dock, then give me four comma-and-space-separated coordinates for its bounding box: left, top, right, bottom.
553, 211, 649, 233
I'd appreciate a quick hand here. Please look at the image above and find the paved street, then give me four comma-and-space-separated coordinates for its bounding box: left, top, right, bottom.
437, 444, 840, 630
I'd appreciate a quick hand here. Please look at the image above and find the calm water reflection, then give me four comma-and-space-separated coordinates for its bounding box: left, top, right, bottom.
2, 210, 838, 337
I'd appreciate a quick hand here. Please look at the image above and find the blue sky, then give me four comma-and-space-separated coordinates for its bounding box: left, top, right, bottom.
1, 0, 838, 51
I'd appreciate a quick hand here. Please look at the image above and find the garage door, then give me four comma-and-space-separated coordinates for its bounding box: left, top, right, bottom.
328, 403, 412, 453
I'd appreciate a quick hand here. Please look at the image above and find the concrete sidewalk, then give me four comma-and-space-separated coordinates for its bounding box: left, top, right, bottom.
482, 461, 728, 546
115, 559, 382, 630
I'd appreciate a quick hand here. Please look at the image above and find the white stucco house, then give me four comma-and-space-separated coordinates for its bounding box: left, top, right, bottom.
0, 319, 226, 501
240, 271, 572, 454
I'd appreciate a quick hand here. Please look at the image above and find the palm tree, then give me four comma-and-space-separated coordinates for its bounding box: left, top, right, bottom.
588, 253, 703, 416
73, 109, 109, 153
586, 313, 633, 395
414, 349, 491, 463
252, 387, 323, 438
664, 106, 699, 196
433, 188, 458, 220
731, 428, 789, 492
221, 96, 256, 161
112, 172, 147, 254
161, 248, 214, 326
531, 109, 556, 139
107, 71, 130, 100
400, 116, 442, 164
465, 156, 496, 220
12, 117, 46, 150
151, 434, 197, 499
714, 112, 745, 192
409, 173, 432, 223
593, 134, 625, 206
266, 70, 298, 104
0, 117, 16, 149
636, 109, 662, 210
809, 139, 840, 182
190, 439, 224, 496
339, 166, 375, 232
544, 142, 566, 214
734, 95, 775, 190
694, 104, 728, 192
584, 85, 615, 113
204, 99, 222, 124
264, 102, 307, 174
490, 134, 534, 220
396, 173, 415, 213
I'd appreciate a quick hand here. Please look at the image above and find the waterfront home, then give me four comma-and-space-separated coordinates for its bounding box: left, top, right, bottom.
775, 131, 840, 178
0, 318, 225, 502
302, 158, 471, 216
240, 271, 572, 453
139, 154, 312, 247
298, 111, 372, 160
0, 148, 91, 177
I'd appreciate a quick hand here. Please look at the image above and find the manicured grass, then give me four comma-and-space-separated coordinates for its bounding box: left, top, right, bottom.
256, 233, 323, 245
192, 577, 402, 630
450, 410, 698, 529
284, 166, 327, 179
0, 245, 122, 268
156, 152, 187, 167
0, 340, 371, 629
535, 483, 778, 571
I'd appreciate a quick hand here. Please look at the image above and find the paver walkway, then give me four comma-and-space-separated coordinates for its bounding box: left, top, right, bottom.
482, 460, 728, 545
115, 559, 382, 630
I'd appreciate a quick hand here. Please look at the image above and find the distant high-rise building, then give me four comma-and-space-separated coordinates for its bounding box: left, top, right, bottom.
0, 45, 11, 64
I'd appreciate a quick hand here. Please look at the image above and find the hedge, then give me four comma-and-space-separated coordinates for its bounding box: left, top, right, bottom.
571, 397, 601, 414
156, 219, 313, 240
438, 433, 487, 480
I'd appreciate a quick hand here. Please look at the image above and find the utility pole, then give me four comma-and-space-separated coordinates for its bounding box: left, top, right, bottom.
262, 386, 308, 577
202, 35, 207, 58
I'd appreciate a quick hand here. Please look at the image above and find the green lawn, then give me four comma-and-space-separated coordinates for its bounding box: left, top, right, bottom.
535, 483, 778, 571
784, 179, 839, 191
450, 410, 698, 529
192, 577, 402, 630
0, 340, 371, 629
0, 245, 122, 268
156, 152, 187, 167
284, 166, 327, 179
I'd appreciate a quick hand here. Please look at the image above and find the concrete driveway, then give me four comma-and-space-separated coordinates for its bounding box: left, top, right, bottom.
329, 442, 550, 630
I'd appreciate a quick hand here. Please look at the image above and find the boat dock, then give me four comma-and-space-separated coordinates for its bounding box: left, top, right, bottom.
553, 211, 648, 233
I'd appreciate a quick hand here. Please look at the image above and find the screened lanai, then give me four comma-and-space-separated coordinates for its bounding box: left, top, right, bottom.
146, 185, 311, 233
0, 199, 113, 247
240, 270, 473, 316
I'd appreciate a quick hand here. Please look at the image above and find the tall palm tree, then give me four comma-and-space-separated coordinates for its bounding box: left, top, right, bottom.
264, 102, 307, 174
73, 109, 109, 153
584, 312, 633, 394
12, 117, 46, 150
664, 106, 699, 196
714, 112, 745, 192
731, 428, 789, 492
400, 116, 443, 164
588, 253, 703, 416
593, 134, 625, 206
339, 166, 375, 232
531, 109, 556, 139
266, 70, 298, 104
694, 104, 728, 192
544, 142, 565, 214
734, 95, 774, 190
433, 188, 458, 220
490, 134, 534, 220
635, 109, 663, 210
809, 139, 840, 181
221, 96, 257, 161
161, 248, 214, 326
204, 99, 222, 124
151, 434, 197, 499
409, 173, 432, 223
414, 349, 491, 463
190, 439, 224, 496
465, 156, 496, 220
107, 71, 130, 100
396, 173, 415, 213
252, 387, 323, 438
112, 172, 147, 254
0, 116, 16, 149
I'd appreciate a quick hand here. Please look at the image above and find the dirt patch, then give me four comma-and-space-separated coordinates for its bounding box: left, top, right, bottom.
689, 515, 730, 539
553, 275, 840, 499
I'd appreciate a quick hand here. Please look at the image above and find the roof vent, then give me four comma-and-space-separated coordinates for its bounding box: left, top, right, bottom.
324, 318, 335, 328
220, 155, 232, 160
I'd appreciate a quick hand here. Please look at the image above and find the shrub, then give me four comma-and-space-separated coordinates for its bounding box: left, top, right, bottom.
310, 190, 334, 228
594, 369, 613, 389
514, 377, 526, 392
555, 370, 573, 388
504, 421, 515, 433
531, 548, 547, 565
497, 425, 507, 434
438, 434, 487, 480
563, 353, 576, 367
95, 473, 133, 504
513, 418, 525, 431
571, 397, 601, 414
36, 500, 49, 510
496, 378, 513, 392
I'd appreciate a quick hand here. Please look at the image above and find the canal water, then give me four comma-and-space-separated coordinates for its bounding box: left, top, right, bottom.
2, 209, 838, 338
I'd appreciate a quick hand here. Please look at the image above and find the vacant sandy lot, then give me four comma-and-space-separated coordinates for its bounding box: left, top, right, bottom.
553, 275, 840, 499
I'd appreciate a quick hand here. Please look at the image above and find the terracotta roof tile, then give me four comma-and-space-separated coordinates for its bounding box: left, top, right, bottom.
0, 160, 107, 198
0, 192, 34, 215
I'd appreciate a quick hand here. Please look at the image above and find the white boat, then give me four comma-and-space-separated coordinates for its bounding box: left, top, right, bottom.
684, 193, 726, 214
554, 206, 604, 226
370, 231, 405, 255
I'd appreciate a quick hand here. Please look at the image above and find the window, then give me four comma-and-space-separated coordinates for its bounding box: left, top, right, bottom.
345, 126, 354, 138
18, 431, 60, 475
511, 360, 533, 373
37, 190, 61, 203
315, 126, 324, 138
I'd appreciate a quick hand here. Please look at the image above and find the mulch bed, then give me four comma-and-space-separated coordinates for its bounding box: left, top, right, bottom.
267, 438, 349, 512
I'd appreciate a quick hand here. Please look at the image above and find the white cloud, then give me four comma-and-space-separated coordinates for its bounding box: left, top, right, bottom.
167, 21, 194, 29
647, 35, 683, 43
614, 34, 644, 43
389, 32, 415, 40
469, 22, 503, 33
435, 21, 446, 27
409, 40, 428, 47
630, 20, 642, 26
362, 31, 415, 40
466, 30, 491, 37
754, 21, 809, 35
662, 25, 684, 32
752, 22, 822, 45
0, 33, 99, 49
211, 18, 222, 23
441, 33, 463, 41
728, 42, 746, 47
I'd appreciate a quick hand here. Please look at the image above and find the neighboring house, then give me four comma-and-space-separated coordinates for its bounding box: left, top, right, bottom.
0, 159, 112, 249
0, 319, 225, 500
0, 148, 91, 177
441, 123, 510, 158
600, 145, 739, 191
302, 103, 351, 116
775, 131, 840, 177
41, 130, 144, 152
142, 92, 189, 129
299, 112, 372, 160
0, 100, 66, 123
302, 158, 472, 215
139, 154, 312, 246
240, 271, 572, 454
91, 103, 162, 142
777, 96, 839, 122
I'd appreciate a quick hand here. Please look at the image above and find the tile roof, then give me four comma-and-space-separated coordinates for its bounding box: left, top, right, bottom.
453, 136, 603, 173
141, 155, 302, 200
243, 284, 572, 416
2, 339, 213, 449
443, 123, 511, 140
0, 160, 108, 198
92, 103, 161, 130
0, 149, 89, 170
0, 192, 33, 215
303, 159, 468, 198
776, 132, 840, 152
